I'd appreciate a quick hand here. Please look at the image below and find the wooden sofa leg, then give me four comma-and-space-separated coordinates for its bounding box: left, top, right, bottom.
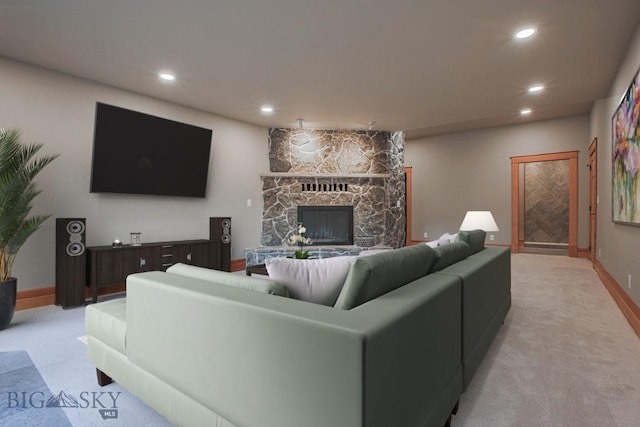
96, 368, 113, 386
441, 399, 459, 427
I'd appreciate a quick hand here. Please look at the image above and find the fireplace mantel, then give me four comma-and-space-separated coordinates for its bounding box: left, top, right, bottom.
260, 172, 391, 179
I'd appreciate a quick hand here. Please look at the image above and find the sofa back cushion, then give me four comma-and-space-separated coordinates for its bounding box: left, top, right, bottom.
265, 256, 355, 306
430, 241, 472, 272
166, 263, 289, 297
334, 244, 436, 310
458, 229, 486, 254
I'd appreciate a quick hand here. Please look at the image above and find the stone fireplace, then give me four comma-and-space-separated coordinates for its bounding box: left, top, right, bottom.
260, 128, 406, 249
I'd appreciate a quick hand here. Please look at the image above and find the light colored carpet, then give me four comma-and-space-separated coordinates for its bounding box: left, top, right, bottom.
0, 304, 173, 426
453, 253, 640, 427
0, 351, 72, 426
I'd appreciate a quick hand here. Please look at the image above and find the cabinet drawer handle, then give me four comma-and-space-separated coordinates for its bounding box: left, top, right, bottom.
162, 262, 174, 267
162, 254, 173, 258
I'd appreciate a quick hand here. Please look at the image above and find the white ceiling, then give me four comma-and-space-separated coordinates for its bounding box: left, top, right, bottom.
1, 0, 639, 138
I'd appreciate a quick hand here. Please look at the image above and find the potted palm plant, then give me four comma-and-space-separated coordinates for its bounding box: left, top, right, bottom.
0, 128, 58, 330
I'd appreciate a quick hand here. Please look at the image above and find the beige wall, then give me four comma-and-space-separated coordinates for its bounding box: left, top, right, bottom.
0, 58, 269, 290
405, 115, 590, 247
590, 23, 640, 308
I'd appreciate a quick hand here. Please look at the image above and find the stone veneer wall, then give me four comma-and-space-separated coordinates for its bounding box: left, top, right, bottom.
261, 128, 406, 248
524, 160, 570, 244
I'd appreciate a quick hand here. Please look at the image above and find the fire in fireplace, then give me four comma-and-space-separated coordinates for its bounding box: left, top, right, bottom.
297, 206, 354, 245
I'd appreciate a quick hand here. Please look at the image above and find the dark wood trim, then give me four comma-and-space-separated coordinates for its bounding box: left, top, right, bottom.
510, 151, 579, 163
510, 151, 579, 256
231, 258, 246, 272
588, 138, 598, 264
405, 166, 413, 246
511, 162, 520, 253
594, 260, 640, 339
577, 248, 590, 259
568, 156, 578, 257
16, 286, 56, 311
16, 283, 127, 311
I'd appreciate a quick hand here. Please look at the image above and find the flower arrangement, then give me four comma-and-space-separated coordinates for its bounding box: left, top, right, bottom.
287, 223, 313, 259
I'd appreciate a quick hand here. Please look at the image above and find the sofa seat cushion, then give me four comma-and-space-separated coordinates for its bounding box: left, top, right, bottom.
334, 244, 437, 310
166, 263, 289, 297
430, 241, 472, 272
85, 298, 127, 354
265, 256, 355, 305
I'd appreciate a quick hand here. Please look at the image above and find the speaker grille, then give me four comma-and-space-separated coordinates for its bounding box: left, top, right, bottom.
66, 220, 85, 235
66, 241, 85, 257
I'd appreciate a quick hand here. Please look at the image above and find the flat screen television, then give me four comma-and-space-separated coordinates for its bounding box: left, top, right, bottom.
90, 102, 212, 198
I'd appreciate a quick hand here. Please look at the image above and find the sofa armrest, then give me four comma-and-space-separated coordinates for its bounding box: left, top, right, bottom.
354, 273, 463, 427
125, 270, 461, 427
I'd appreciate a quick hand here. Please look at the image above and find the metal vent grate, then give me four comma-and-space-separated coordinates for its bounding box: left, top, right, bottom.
301, 182, 348, 192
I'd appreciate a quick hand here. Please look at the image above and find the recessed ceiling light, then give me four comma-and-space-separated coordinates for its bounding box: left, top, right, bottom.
159, 72, 176, 81
528, 84, 545, 93
520, 108, 532, 115
260, 105, 274, 114
515, 27, 536, 39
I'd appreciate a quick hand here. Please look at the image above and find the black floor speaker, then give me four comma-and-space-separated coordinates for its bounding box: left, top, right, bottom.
55, 218, 87, 308
210, 217, 231, 272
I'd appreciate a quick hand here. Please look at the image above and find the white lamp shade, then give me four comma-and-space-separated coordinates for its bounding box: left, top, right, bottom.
459, 211, 499, 232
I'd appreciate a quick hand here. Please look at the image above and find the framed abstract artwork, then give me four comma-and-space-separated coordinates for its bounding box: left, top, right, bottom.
612, 65, 640, 225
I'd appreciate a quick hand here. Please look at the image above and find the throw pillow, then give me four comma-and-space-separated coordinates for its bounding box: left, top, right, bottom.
265, 256, 355, 306
437, 232, 459, 246
425, 241, 439, 248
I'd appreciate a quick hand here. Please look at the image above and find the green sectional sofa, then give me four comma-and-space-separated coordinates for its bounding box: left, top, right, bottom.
86, 232, 510, 427
429, 234, 512, 391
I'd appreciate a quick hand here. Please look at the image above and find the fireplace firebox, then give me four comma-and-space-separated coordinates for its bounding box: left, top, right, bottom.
297, 206, 354, 246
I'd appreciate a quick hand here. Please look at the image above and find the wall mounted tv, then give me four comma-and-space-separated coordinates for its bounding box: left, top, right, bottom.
90, 102, 212, 198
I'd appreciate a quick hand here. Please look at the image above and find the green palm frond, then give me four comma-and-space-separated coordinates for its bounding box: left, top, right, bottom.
0, 128, 58, 281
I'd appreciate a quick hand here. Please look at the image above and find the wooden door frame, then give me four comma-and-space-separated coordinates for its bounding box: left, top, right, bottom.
405, 166, 413, 246
588, 138, 597, 264
510, 151, 579, 256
